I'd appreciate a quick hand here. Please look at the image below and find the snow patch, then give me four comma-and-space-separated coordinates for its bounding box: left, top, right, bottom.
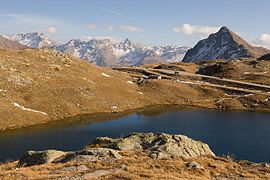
101, 73, 110, 77
13, 102, 47, 115
111, 106, 118, 109
81, 77, 95, 84
127, 81, 134, 84
138, 92, 143, 95
0, 89, 7, 92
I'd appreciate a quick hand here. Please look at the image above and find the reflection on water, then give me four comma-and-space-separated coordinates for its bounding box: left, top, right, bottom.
0, 107, 270, 162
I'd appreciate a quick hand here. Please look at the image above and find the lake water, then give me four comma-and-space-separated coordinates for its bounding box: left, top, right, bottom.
0, 108, 270, 162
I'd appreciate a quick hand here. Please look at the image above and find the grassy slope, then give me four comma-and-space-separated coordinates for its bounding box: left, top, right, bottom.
0, 49, 225, 130
0, 49, 269, 130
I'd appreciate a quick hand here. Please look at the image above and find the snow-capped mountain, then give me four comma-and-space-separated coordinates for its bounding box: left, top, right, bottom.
4, 32, 56, 48
4, 32, 190, 66
152, 46, 190, 62
183, 26, 269, 63
54, 37, 189, 66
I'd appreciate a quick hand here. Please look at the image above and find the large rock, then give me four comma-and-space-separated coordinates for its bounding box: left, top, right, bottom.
90, 132, 215, 159
17, 132, 215, 167
58, 147, 122, 163
17, 150, 66, 167
17, 148, 122, 167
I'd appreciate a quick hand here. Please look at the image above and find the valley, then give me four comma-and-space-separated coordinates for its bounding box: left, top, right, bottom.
1, 21, 270, 179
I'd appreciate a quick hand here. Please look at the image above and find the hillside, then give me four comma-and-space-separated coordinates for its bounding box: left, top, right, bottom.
0, 36, 27, 50
1, 49, 270, 130
183, 27, 269, 62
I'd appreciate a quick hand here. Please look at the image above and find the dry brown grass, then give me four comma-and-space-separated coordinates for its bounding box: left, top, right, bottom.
0, 49, 269, 131
0, 151, 269, 179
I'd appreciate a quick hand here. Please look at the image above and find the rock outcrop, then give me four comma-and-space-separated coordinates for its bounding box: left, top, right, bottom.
196, 61, 232, 76
17, 132, 214, 167
17, 148, 122, 167
90, 132, 215, 159
17, 150, 66, 167
258, 53, 270, 61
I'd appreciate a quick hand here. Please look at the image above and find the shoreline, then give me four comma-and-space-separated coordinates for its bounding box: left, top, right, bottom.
1, 103, 270, 133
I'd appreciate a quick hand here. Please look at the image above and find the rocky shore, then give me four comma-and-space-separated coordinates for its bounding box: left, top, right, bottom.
0, 133, 269, 179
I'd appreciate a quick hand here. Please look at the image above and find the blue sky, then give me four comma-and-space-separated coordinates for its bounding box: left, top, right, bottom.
1, 0, 270, 48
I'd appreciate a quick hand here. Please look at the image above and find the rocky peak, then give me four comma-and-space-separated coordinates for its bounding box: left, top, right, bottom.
123, 38, 132, 45
4, 32, 189, 66
183, 26, 269, 62
219, 26, 230, 32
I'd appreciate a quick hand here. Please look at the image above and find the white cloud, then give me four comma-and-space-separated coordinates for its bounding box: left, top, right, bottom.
104, 25, 114, 32
174, 24, 220, 37
0, 13, 64, 34
252, 34, 270, 49
99, 8, 139, 22
119, 25, 144, 33
46, 27, 57, 34
80, 36, 121, 42
87, 24, 97, 30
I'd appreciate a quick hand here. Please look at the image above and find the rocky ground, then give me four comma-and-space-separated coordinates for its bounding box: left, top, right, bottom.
0, 49, 270, 131
0, 132, 269, 179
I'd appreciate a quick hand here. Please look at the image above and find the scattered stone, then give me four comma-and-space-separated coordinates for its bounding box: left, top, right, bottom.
186, 161, 204, 169
49, 64, 63, 71
77, 165, 88, 172
120, 164, 128, 171
7, 74, 33, 86
61, 166, 77, 172
82, 170, 111, 179
137, 77, 145, 86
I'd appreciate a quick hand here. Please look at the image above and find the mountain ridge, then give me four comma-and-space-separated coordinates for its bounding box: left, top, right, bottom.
4, 32, 57, 48
4, 32, 190, 66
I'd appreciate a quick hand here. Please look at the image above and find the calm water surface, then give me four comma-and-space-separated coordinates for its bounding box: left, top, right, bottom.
0, 109, 270, 162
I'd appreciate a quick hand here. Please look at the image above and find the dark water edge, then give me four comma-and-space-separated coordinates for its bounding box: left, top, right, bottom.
0, 107, 270, 163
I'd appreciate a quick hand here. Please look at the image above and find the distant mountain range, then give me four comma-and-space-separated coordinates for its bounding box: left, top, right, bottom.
4, 33, 190, 66
3, 32, 56, 48
183, 26, 269, 62
4, 27, 270, 66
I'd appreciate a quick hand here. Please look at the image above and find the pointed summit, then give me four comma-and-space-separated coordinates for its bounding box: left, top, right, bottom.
122, 38, 132, 46
183, 26, 269, 62
219, 26, 230, 31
